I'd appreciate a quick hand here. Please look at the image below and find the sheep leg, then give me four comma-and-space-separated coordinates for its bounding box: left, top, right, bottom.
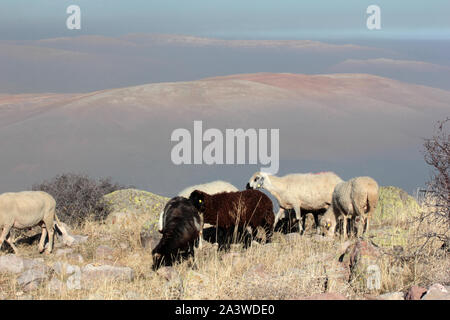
342, 216, 348, 239
0, 224, 13, 252
43, 219, 55, 254
293, 205, 303, 234
245, 226, 253, 248
314, 213, 321, 235
273, 208, 285, 229
38, 225, 48, 253
6, 234, 18, 254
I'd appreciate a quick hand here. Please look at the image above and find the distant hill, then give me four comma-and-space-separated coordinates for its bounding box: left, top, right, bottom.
0, 73, 448, 195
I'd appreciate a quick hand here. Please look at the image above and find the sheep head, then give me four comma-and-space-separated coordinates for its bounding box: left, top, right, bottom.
189, 190, 207, 212
246, 172, 265, 190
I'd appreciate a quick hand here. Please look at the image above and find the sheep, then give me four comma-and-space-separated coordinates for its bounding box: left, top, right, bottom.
158, 180, 238, 232
0, 191, 74, 254
246, 171, 343, 234
189, 189, 274, 248
152, 196, 202, 269
177, 180, 239, 198
158, 180, 239, 249
319, 176, 379, 238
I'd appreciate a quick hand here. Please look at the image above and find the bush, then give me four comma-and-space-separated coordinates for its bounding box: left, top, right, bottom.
420, 117, 450, 249
32, 173, 127, 226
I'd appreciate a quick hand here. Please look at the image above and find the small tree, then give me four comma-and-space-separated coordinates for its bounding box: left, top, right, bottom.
32, 173, 126, 226
421, 117, 450, 248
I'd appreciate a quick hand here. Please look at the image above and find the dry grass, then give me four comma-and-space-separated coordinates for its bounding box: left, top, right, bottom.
0, 195, 448, 300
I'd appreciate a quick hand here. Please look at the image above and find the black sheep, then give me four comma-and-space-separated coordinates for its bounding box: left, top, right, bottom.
152, 196, 202, 270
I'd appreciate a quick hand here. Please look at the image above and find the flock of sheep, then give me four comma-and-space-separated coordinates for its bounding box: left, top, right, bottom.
0, 171, 379, 271
153, 172, 379, 269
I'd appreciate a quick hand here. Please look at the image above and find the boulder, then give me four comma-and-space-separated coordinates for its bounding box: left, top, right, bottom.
81, 264, 135, 288
340, 240, 382, 291
140, 224, 161, 249
102, 188, 168, 216
0, 255, 48, 275
47, 278, 65, 293
305, 292, 347, 300
106, 211, 138, 228
18, 267, 50, 291
405, 285, 427, 300
373, 186, 420, 225
378, 292, 404, 300
52, 261, 81, 278
95, 245, 115, 262
422, 283, 450, 300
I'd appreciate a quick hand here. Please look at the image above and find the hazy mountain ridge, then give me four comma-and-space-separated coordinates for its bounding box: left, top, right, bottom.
0, 73, 448, 195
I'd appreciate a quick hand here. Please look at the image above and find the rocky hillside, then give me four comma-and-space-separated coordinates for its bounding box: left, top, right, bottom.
0, 186, 447, 300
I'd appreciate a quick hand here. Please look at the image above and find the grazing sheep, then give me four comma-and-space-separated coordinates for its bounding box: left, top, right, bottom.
0, 191, 74, 254
319, 176, 379, 238
158, 180, 238, 233
152, 197, 202, 269
247, 171, 343, 234
189, 189, 274, 247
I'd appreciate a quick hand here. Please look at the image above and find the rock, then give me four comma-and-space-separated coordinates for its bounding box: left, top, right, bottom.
422, 283, 450, 300
106, 211, 139, 228
95, 245, 115, 261
47, 277, 65, 293
405, 285, 427, 300
67, 272, 82, 290
102, 188, 168, 216
140, 228, 160, 249
67, 253, 84, 263
71, 235, 89, 245
340, 240, 381, 290
378, 292, 404, 300
52, 261, 80, 278
374, 186, 420, 225
18, 267, 49, 291
156, 266, 180, 282
305, 292, 347, 300
0, 255, 48, 280
0, 254, 28, 273
81, 264, 135, 288
55, 248, 74, 257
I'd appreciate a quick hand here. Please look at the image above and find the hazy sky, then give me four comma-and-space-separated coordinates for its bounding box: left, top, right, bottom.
1, 0, 449, 40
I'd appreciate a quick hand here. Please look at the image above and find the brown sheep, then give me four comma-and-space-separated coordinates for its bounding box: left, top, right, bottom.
189, 189, 274, 247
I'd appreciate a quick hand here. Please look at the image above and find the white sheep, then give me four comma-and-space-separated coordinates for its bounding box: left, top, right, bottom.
247, 171, 343, 234
0, 191, 74, 254
319, 176, 379, 238
158, 180, 239, 244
